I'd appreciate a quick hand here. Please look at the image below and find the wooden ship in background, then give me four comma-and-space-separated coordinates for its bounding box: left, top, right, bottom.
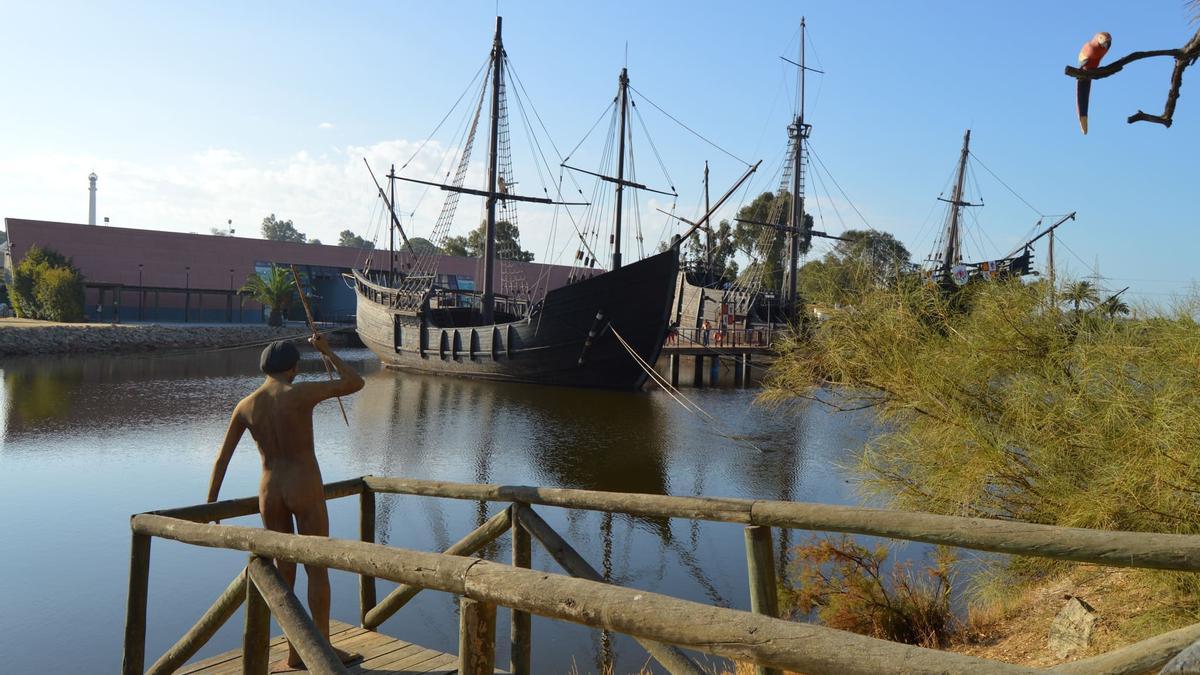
672, 18, 849, 333
352, 17, 755, 389
924, 129, 1076, 290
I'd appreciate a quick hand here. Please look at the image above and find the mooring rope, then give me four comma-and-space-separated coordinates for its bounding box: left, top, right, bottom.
609, 325, 764, 453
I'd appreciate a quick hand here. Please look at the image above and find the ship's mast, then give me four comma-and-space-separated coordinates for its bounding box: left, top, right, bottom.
940, 129, 971, 282
784, 17, 812, 306
612, 67, 630, 270
703, 160, 712, 278
387, 163, 397, 286
482, 16, 503, 324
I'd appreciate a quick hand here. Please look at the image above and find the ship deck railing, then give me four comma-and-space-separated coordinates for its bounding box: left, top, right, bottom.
123, 475, 1200, 675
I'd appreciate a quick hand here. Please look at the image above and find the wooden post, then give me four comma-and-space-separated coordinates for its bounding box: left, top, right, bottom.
359, 487, 377, 626
459, 597, 497, 675
121, 532, 151, 675
745, 526, 781, 675
710, 354, 721, 386
511, 510, 532, 675
669, 353, 680, 388
693, 354, 704, 388
733, 355, 743, 387
248, 557, 348, 674
743, 354, 752, 387
243, 560, 271, 675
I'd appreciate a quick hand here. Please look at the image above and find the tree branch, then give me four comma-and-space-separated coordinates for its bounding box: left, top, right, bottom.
1063, 28, 1200, 128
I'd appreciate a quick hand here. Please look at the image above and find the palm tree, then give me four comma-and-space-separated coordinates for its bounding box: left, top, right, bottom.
1061, 281, 1100, 314
1102, 297, 1131, 318
240, 265, 295, 327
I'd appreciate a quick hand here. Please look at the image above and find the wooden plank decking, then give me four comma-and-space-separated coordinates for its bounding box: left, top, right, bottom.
178, 620, 468, 674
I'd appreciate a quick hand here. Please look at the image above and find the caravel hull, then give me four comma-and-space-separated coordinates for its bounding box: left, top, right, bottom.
354, 250, 679, 390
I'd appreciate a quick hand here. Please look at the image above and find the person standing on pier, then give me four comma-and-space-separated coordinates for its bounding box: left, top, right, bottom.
205, 334, 365, 672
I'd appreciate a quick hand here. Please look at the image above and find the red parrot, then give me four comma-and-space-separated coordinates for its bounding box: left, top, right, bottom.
1076, 32, 1112, 134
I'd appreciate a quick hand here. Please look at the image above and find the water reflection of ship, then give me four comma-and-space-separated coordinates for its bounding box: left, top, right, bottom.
355, 368, 734, 653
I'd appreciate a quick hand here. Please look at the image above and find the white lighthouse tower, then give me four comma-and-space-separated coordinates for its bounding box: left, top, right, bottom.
88, 172, 98, 225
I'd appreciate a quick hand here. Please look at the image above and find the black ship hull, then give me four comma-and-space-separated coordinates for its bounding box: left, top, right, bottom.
354, 250, 679, 390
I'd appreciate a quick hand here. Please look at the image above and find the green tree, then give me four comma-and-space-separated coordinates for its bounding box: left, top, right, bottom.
240, 265, 296, 327
730, 191, 814, 292
443, 220, 534, 261
1062, 280, 1100, 313
407, 237, 441, 255
10, 246, 85, 322
798, 229, 912, 306
338, 230, 374, 249
685, 219, 740, 283
34, 267, 85, 322
1102, 296, 1131, 318
261, 214, 307, 243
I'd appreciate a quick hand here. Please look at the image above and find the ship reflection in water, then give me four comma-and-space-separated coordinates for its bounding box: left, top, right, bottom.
0, 346, 876, 674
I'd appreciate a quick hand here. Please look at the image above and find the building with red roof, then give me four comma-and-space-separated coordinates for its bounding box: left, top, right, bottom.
2, 218, 579, 323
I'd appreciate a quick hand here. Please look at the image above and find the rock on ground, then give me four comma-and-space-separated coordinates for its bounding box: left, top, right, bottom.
1048, 596, 1098, 659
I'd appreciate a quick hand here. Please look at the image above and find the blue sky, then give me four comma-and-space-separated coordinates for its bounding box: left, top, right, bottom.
1, 1, 1196, 303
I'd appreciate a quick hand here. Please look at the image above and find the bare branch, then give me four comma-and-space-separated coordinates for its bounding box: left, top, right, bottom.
1064, 49, 1185, 81
1063, 27, 1200, 128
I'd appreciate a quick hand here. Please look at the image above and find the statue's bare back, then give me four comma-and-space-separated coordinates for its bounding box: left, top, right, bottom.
206, 334, 364, 671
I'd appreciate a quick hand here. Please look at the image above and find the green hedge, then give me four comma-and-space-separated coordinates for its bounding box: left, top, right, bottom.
10, 245, 85, 322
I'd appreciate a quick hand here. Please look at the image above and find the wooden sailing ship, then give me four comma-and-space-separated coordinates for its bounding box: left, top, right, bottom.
673, 17, 846, 331
924, 129, 1075, 289
353, 18, 753, 389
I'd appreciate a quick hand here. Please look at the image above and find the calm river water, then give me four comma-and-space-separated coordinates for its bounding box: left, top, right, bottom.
0, 346, 881, 674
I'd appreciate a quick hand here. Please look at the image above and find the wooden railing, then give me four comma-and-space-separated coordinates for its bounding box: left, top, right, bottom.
124, 476, 1200, 675
667, 326, 771, 349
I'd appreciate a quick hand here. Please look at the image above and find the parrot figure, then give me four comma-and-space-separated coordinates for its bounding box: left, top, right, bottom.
1076, 32, 1112, 134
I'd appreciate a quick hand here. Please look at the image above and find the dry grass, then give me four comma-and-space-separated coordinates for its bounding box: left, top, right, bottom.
950, 566, 1193, 667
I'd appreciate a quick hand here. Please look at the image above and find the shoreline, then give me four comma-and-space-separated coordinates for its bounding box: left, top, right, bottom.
0, 318, 359, 357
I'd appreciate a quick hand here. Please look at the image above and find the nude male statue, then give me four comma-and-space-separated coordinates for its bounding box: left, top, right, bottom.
206, 334, 365, 672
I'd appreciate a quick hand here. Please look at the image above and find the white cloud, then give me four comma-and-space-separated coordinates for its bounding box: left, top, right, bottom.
318, 122, 335, 130
0, 140, 599, 266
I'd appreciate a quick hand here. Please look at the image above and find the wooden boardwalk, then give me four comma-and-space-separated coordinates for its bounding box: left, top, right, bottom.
179, 620, 469, 674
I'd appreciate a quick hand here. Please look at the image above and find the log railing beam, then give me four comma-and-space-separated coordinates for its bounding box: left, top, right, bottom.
364, 476, 754, 523
132, 513, 1038, 674
362, 506, 512, 630
154, 477, 363, 523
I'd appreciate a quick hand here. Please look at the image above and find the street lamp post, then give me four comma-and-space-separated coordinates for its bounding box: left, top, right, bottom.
184, 266, 191, 323
138, 264, 144, 322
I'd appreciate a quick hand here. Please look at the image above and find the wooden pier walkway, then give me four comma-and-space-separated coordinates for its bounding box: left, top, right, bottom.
179, 620, 468, 674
